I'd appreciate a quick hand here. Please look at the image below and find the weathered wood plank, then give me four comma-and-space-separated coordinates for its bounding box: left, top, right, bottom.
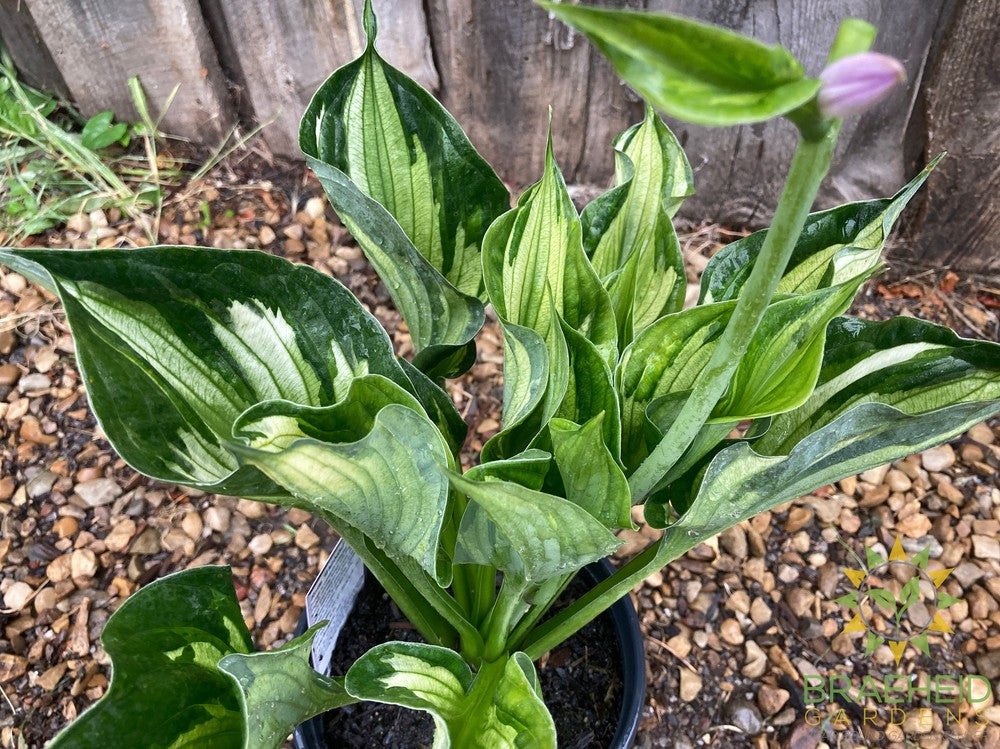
644, 0, 949, 228
426, 0, 645, 189
201, 0, 438, 157
0, 0, 67, 97
916, 0, 999, 277
19, 0, 233, 140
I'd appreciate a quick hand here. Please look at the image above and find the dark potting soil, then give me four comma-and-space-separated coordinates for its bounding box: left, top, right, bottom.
321, 571, 623, 748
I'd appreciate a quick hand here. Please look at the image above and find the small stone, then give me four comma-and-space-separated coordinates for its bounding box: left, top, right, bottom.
886, 469, 912, 492
295, 524, 320, 550
644, 570, 663, 588
67, 212, 91, 234
18, 372, 51, 392
204, 506, 231, 533
248, 533, 273, 556
742, 641, 767, 678
896, 512, 932, 538
725, 699, 762, 735
786, 588, 814, 618
130, 528, 161, 555
26, 470, 58, 499
46, 553, 73, 582
258, 225, 276, 246
0, 363, 21, 387
304, 196, 326, 221
35, 662, 68, 691
786, 720, 821, 749
70, 549, 98, 580
725, 590, 750, 615
750, 597, 772, 626
784, 507, 813, 532
921, 445, 955, 472
679, 668, 702, 701
972, 535, 1000, 561
0, 654, 27, 684
666, 633, 691, 659
3, 581, 34, 611
720, 618, 744, 645
74, 477, 122, 507
34, 587, 57, 614
181, 511, 204, 540
53, 516, 79, 539
757, 684, 789, 716
953, 562, 985, 587
720, 526, 748, 560
860, 464, 891, 485
104, 519, 136, 552
968, 423, 995, 445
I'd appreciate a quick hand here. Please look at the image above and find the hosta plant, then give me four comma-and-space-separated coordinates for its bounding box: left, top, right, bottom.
6, 2, 999, 747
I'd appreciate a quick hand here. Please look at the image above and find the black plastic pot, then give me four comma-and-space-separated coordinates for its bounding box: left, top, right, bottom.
293, 558, 645, 749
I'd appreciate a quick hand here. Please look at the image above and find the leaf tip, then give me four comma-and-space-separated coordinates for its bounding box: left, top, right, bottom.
363, 0, 378, 46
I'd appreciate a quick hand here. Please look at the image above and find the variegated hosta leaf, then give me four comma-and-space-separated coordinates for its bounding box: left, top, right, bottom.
582, 107, 691, 345
541, 2, 819, 127
465, 448, 552, 491
481, 137, 618, 458
49, 567, 252, 749
300, 2, 507, 376
755, 315, 1000, 454
0, 247, 413, 496
549, 415, 632, 529
700, 156, 941, 304
219, 625, 355, 749
235, 403, 452, 584
449, 473, 620, 584
345, 643, 555, 749
617, 276, 867, 470
648, 315, 1000, 539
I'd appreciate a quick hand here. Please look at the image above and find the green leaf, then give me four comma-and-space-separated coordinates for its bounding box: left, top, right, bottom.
700, 157, 941, 304
582, 107, 691, 345
465, 449, 552, 491
397, 357, 468, 455
344, 645, 555, 749
481, 137, 617, 457
897, 577, 920, 613
0, 247, 410, 497
549, 415, 632, 529
49, 567, 251, 749
868, 588, 897, 615
235, 403, 452, 584
617, 277, 865, 470
754, 315, 1000, 455
472, 656, 556, 749
450, 472, 621, 583
300, 2, 507, 375
541, 2, 819, 126
646, 301, 1000, 547
81, 110, 128, 150
484, 136, 616, 364
219, 625, 355, 749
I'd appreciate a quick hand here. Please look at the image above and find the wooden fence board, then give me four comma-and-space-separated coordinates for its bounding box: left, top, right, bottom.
0, 0, 67, 97
201, 0, 438, 157
19, 0, 233, 140
426, 0, 645, 189
918, 0, 999, 276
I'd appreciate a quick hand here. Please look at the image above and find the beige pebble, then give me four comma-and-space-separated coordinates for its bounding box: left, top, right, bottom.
921, 445, 955, 472
70, 549, 98, 580
204, 506, 231, 533
720, 618, 744, 645
679, 668, 702, 701
968, 422, 995, 445
248, 533, 273, 556
3, 581, 34, 611
182, 511, 204, 540
295, 524, 321, 551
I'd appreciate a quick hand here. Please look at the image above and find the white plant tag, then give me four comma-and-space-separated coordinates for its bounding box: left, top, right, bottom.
305, 538, 365, 675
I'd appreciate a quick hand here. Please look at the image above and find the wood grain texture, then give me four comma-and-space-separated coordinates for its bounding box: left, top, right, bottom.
426, 0, 645, 189
917, 0, 999, 276
20, 0, 233, 140
201, 0, 438, 157
0, 0, 67, 97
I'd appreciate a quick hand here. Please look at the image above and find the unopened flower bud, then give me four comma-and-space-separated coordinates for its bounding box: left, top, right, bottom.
817, 52, 905, 118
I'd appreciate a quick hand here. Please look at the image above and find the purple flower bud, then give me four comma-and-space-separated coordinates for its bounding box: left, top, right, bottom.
818, 52, 906, 118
